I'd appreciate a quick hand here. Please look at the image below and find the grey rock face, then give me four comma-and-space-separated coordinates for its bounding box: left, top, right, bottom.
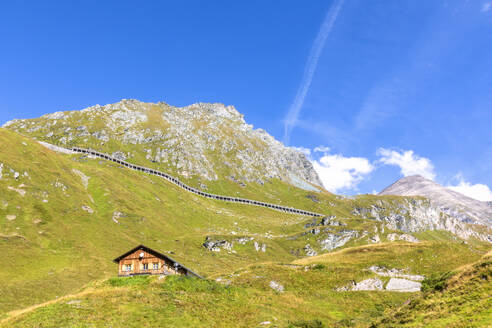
111, 151, 127, 161
387, 233, 419, 243
380, 175, 492, 227
350, 278, 384, 291
385, 278, 421, 292
319, 230, 358, 250
303, 244, 317, 257
203, 237, 233, 252
338, 273, 422, 292
320, 216, 346, 227
397, 234, 419, 243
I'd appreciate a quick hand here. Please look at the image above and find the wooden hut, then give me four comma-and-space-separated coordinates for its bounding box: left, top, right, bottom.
113, 245, 202, 278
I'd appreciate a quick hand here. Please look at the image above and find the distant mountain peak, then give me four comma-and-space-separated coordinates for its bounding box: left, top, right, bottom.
380, 175, 492, 227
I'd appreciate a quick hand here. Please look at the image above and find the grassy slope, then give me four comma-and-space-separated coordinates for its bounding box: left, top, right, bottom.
1, 128, 490, 326
1, 242, 489, 327
372, 250, 492, 328
0, 128, 335, 313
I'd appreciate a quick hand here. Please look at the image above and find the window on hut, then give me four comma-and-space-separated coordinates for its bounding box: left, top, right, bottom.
142, 263, 149, 271
153, 263, 159, 270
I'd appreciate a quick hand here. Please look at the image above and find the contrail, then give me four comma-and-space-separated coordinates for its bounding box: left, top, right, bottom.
283, 0, 344, 145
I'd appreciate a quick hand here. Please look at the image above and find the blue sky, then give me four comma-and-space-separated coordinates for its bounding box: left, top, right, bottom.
1, 1, 491, 200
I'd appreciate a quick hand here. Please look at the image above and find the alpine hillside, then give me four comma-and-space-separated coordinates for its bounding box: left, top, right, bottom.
0, 100, 491, 327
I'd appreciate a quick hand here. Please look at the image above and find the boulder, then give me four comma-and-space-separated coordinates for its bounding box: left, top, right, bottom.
385, 278, 421, 292
370, 234, 380, 243
82, 205, 94, 214
387, 233, 419, 243
352, 278, 384, 291
254, 241, 266, 252
6, 215, 16, 221
269, 280, 284, 292
399, 234, 419, 243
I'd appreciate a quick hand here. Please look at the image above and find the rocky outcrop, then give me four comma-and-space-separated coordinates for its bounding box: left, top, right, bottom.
337, 278, 384, 291
202, 238, 233, 252
269, 281, 284, 292
305, 216, 346, 229
387, 233, 419, 243
370, 234, 381, 243
369, 266, 424, 281
338, 276, 422, 292
203, 236, 264, 253
385, 278, 421, 292
319, 230, 358, 250
254, 241, 267, 252
303, 244, 317, 257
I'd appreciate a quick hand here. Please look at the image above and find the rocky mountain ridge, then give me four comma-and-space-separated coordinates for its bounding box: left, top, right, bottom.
352, 197, 491, 242
379, 175, 492, 228
3, 101, 492, 242
3, 99, 322, 191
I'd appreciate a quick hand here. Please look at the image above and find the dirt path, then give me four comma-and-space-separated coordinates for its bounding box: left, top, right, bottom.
0, 286, 111, 325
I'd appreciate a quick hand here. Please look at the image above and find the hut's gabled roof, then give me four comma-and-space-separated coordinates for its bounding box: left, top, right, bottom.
113, 244, 203, 279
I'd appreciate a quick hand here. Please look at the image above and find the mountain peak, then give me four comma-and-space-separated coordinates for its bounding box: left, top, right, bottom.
380, 175, 492, 227
3, 99, 323, 190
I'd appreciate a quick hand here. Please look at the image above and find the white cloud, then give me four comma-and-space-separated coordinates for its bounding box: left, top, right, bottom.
313, 145, 330, 153
482, 2, 492, 12
447, 175, 492, 202
377, 148, 435, 180
283, 0, 344, 144
312, 153, 374, 193
292, 146, 311, 157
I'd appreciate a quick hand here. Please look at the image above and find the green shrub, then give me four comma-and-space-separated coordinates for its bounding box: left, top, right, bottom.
107, 275, 151, 287
162, 275, 238, 294
421, 271, 455, 293
312, 264, 326, 270
336, 318, 355, 327
287, 319, 325, 328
